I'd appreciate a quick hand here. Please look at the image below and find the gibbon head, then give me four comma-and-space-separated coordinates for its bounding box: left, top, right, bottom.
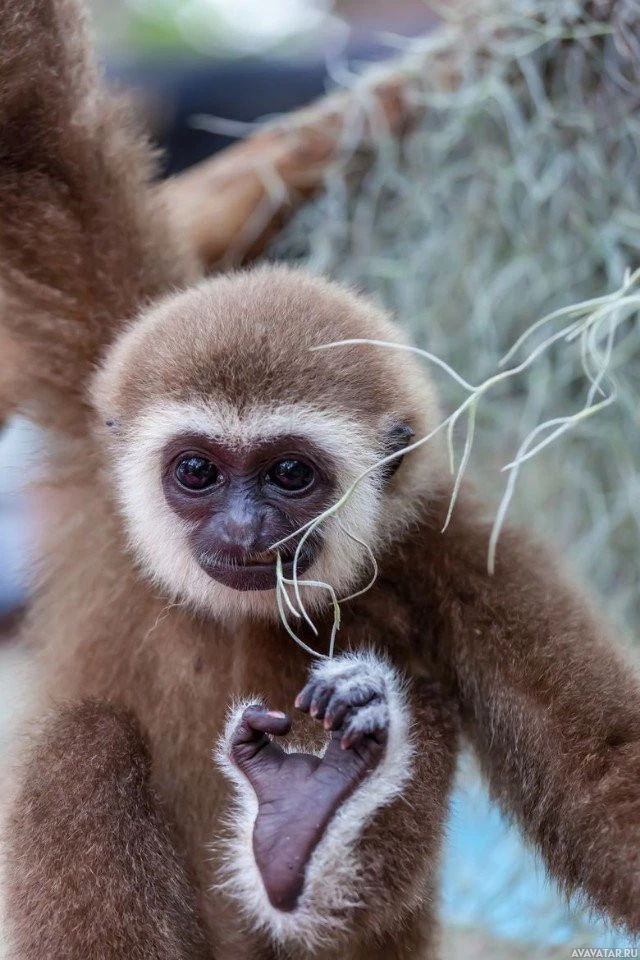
92, 266, 443, 620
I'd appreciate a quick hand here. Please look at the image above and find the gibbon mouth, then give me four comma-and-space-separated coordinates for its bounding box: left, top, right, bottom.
197, 550, 314, 592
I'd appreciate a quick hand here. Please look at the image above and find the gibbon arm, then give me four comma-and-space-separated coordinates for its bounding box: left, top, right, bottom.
4, 700, 213, 960
428, 492, 640, 933
0, 0, 195, 431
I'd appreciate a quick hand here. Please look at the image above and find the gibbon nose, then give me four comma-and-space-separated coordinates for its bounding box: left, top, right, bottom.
217, 508, 265, 559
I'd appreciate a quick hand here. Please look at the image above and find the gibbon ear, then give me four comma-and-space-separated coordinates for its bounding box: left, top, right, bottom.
380, 422, 415, 481
97, 416, 123, 440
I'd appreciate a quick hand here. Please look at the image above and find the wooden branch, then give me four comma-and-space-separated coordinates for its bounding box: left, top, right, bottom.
160, 70, 423, 270
162, 0, 632, 273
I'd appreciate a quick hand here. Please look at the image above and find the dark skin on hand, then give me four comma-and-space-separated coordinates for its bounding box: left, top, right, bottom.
231, 679, 389, 911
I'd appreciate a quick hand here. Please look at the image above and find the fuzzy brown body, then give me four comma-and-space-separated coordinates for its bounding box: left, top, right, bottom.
28, 443, 450, 958
22, 430, 640, 956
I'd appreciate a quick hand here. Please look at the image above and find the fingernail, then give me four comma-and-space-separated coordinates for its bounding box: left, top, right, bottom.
310, 707, 318, 717
323, 717, 332, 729
267, 710, 287, 719
294, 696, 302, 708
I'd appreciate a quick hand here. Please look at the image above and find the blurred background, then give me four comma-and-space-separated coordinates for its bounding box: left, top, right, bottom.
97, 0, 438, 173
2, 1, 639, 957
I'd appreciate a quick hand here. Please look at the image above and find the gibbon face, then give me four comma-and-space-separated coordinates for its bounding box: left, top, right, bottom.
92, 266, 443, 620
161, 429, 337, 592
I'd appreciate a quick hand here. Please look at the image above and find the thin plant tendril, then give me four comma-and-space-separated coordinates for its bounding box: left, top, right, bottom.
271, 269, 634, 652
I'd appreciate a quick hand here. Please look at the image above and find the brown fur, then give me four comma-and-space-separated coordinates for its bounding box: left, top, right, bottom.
0, 0, 198, 433
2, 1, 640, 958
5, 701, 213, 959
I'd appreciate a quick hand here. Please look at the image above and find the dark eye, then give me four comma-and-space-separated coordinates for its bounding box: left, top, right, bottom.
175, 456, 220, 491
266, 459, 315, 492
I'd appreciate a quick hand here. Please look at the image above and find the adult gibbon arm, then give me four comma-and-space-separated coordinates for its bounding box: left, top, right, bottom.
0, 0, 196, 431
425, 491, 640, 933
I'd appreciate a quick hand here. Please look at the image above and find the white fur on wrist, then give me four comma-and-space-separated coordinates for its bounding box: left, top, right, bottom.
212, 651, 414, 951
